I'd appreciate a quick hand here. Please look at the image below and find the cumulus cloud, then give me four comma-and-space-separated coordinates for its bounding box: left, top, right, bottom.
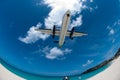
90, 0, 93, 3
19, 0, 90, 44
81, 0, 98, 12
70, 15, 82, 29
43, 47, 72, 60
43, 0, 85, 29
107, 26, 115, 35
82, 60, 94, 67
19, 23, 49, 44
110, 29, 115, 35
106, 19, 120, 43
82, 0, 86, 2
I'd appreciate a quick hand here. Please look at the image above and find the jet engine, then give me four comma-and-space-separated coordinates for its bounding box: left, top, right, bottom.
52, 25, 56, 38
69, 27, 74, 40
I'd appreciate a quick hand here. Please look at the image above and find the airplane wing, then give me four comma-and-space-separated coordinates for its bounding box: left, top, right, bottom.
35, 29, 87, 37
66, 31, 88, 37
35, 29, 60, 36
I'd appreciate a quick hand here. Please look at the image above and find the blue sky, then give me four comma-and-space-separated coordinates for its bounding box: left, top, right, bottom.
0, 0, 120, 76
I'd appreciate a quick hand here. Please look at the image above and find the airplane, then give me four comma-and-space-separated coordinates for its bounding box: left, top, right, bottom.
35, 10, 87, 47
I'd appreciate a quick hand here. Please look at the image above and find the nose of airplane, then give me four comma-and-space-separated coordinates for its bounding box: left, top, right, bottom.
66, 10, 71, 17
66, 10, 70, 14
67, 14, 70, 17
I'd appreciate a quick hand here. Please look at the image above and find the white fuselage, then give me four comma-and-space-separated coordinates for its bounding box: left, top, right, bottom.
59, 10, 71, 47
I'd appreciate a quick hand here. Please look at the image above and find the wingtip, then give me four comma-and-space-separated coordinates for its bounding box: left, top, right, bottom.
82, 33, 88, 36
84, 34, 88, 36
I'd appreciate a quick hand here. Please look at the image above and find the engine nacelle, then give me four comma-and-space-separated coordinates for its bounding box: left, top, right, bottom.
69, 27, 74, 40
52, 25, 56, 38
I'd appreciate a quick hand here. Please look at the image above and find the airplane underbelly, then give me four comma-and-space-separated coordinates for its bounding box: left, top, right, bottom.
59, 26, 67, 47
58, 10, 71, 47
59, 17, 70, 47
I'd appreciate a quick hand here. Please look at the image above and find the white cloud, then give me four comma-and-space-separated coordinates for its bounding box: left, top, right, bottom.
106, 19, 120, 43
82, 60, 94, 67
70, 15, 82, 29
43, 0, 85, 29
82, 0, 87, 2
19, 23, 49, 44
110, 29, 115, 35
46, 47, 63, 59
19, 0, 89, 44
107, 26, 115, 35
85, 5, 98, 12
82, 0, 98, 12
90, 0, 93, 3
43, 47, 72, 60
